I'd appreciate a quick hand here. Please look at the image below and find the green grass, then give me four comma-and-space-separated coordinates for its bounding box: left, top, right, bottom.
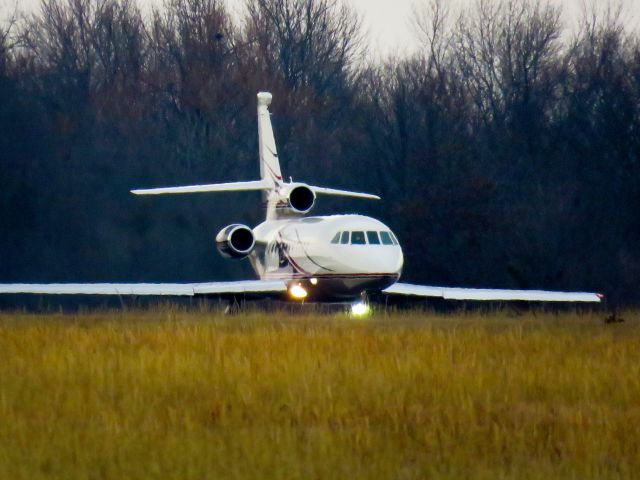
0, 309, 638, 479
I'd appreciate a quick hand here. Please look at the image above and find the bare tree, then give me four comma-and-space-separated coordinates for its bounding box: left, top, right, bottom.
19, 0, 145, 105
0, 3, 18, 75
148, 0, 234, 89
146, 0, 245, 176
90, 0, 145, 91
244, 0, 363, 97
413, 0, 454, 80
454, 0, 562, 131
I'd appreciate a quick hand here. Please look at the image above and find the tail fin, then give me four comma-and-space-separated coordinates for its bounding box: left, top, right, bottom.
131, 92, 379, 220
257, 92, 283, 188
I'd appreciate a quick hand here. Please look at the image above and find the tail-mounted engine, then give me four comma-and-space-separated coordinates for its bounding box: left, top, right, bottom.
278, 183, 316, 215
216, 224, 255, 259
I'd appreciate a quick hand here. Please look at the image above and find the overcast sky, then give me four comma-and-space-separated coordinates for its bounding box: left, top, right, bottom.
7, 0, 640, 58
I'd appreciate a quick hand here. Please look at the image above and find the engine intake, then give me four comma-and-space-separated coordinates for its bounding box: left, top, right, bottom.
216, 224, 255, 259
287, 184, 316, 214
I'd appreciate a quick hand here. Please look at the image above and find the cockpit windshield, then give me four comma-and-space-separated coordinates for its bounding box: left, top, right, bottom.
331, 230, 398, 245
351, 231, 366, 244
380, 231, 394, 245
367, 231, 381, 244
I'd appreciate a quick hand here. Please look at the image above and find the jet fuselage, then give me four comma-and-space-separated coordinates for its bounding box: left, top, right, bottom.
250, 214, 403, 300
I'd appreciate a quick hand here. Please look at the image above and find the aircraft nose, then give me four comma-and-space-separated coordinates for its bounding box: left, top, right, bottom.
368, 246, 404, 275
389, 247, 404, 274
334, 244, 404, 277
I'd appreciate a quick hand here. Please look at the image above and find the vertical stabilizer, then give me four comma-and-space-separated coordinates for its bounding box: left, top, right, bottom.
257, 92, 283, 188
130, 91, 379, 224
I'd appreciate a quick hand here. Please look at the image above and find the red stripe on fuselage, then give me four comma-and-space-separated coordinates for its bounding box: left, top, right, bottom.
264, 273, 400, 279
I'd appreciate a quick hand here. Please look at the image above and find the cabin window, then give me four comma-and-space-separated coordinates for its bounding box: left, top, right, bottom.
331, 232, 341, 244
351, 231, 366, 245
340, 231, 350, 244
380, 231, 394, 245
367, 231, 381, 245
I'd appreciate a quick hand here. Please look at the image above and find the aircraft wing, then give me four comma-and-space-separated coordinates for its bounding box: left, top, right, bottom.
0, 280, 287, 297
384, 283, 603, 303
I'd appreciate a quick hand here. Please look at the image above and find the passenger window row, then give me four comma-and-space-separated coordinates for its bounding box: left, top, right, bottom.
330, 231, 399, 245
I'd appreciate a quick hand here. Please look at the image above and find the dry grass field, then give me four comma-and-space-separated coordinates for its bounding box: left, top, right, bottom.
0, 308, 638, 479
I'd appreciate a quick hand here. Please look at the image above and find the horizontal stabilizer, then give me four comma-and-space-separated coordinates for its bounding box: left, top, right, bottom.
384, 283, 603, 302
311, 186, 380, 200
131, 180, 271, 196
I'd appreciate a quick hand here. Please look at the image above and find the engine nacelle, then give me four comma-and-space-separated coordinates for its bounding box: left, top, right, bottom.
216, 224, 255, 259
282, 183, 316, 214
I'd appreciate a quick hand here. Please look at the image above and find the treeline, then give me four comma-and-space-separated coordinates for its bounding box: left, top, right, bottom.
0, 0, 639, 305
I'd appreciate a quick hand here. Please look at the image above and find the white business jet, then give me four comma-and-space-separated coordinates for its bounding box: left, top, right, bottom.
0, 92, 602, 306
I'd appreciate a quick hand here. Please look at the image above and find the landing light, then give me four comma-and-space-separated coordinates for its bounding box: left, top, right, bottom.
351, 302, 371, 316
289, 284, 308, 300
310, 278, 318, 285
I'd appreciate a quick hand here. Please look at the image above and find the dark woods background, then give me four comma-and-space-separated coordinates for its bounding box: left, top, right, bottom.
0, 0, 639, 304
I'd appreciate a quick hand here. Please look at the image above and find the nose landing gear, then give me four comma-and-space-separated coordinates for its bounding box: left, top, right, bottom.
350, 292, 372, 316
